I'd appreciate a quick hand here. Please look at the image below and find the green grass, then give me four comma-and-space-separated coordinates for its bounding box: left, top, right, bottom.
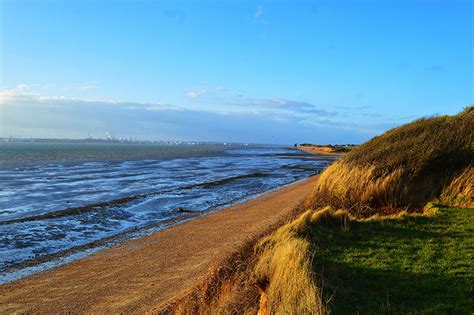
305, 207, 474, 314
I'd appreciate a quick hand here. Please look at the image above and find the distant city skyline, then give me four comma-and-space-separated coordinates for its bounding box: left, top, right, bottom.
1, 0, 472, 144
0, 136, 263, 146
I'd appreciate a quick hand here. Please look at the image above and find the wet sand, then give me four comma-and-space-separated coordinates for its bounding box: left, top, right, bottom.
0, 175, 319, 314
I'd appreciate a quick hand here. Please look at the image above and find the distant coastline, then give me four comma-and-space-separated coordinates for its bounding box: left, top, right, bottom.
0, 136, 260, 147
296, 143, 357, 156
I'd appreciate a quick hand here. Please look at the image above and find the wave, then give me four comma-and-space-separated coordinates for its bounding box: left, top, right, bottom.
1, 210, 202, 273
0, 172, 270, 225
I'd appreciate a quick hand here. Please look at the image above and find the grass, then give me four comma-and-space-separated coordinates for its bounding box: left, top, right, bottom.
165, 107, 473, 313
253, 211, 326, 314
168, 204, 473, 314
306, 106, 473, 215
305, 206, 474, 314
252, 207, 351, 314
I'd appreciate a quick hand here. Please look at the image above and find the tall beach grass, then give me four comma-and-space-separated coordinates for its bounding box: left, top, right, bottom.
305, 106, 473, 216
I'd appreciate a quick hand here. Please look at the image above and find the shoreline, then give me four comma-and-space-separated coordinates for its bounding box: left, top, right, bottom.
1, 145, 329, 284
0, 175, 319, 313
0, 175, 311, 284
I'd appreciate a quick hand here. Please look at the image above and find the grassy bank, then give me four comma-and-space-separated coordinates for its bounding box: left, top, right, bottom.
309, 205, 473, 314
251, 205, 473, 314
168, 204, 474, 314
306, 107, 473, 216
251, 108, 473, 313
168, 108, 473, 313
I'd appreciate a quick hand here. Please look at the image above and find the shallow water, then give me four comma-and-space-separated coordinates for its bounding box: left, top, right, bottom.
0, 142, 336, 283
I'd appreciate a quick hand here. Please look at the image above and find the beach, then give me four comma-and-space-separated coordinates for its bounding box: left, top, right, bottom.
0, 175, 319, 313
0, 144, 334, 283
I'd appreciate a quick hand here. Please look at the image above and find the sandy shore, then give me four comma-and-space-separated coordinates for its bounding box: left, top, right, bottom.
0, 175, 318, 314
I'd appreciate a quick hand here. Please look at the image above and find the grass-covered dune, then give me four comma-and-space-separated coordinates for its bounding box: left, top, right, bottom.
306, 107, 474, 216
166, 107, 474, 314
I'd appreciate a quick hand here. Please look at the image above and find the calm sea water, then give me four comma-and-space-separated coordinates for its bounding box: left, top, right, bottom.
0, 142, 336, 283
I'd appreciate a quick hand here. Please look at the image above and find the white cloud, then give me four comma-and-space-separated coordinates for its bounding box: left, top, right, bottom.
203, 94, 337, 119
143, 104, 185, 112
79, 85, 98, 91
184, 87, 336, 119
16, 84, 29, 90
0, 85, 40, 103
186, 90, 206, 99
78, 81, 100, 91
0, 86, 399, 143
0, 86, 185, 113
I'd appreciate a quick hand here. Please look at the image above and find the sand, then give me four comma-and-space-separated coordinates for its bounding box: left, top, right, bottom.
0, 175, 319, 314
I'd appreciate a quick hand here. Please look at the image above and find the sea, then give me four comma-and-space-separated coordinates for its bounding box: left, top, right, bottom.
0, 141, 337, 284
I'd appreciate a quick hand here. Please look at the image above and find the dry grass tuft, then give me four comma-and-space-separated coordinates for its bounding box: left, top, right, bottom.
439, 165, 473, 208
310, 206, 351, 228
253, 211, 322, 314
306, 106, 474, 216
253, 207, 350, 314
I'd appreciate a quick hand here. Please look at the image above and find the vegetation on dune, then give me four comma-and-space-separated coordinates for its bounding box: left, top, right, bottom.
167, 107, 473, 314
253, 211, 321, 314
306, 107, 473, 216
253, 207, 350, 314
244, 109, 472, 314
438, 166, 473, 208
251, 205, 473, 314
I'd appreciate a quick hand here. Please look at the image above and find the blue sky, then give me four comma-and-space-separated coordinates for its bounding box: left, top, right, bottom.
0, 0, 472, 144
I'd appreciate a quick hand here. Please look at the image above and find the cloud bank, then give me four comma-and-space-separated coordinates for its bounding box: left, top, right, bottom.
0, 85, 403, 144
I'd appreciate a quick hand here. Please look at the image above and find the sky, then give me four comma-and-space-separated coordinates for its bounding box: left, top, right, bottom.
0, 0, 472, 145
